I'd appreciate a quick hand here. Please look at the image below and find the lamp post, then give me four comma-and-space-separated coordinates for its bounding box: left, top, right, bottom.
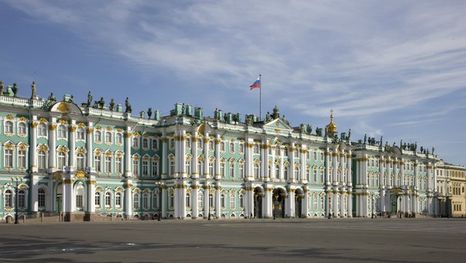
11, 176, 23, 224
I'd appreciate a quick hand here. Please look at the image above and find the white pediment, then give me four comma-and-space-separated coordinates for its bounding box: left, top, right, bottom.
263, 118, 293, 134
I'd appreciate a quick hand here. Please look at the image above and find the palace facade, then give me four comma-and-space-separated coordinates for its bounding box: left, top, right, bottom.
0, 81, 465, 222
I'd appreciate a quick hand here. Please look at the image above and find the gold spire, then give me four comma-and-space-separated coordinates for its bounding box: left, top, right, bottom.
326, 109, 337, 136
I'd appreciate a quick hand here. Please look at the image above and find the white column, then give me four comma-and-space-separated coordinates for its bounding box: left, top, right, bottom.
176, 130, 187, 178
88, 176, 96, 214
333, 192, 339, 216
246, 138, 254, 181
178, 184, 186, 219
215, 135, 221, 180
264, 186, 273, 218
286, 188, 295, 218
204, 135, 209, 179
248, 187, 254, 218
302, 188, 309, 217
340, 193, 345, 217
192, 132, 199, 179
161, 187, 167, 218
300, 145, 307, 183
261, 139, 268, 181
125, 182, 133, 218
31, 175, 39, 212
215, 186, 221, 218
69, 120, 76, 170
30, 117, 38, 172
289, 143, 295, 182
48, 118, 57, 172
64, 176, 73, 218
347, 193, 352, 217
203, 186, 210, 218
325, 149, 330, 185
86, 122, 94, 172
124, 126, 132, 177
161, 134, 168, 178
192, 185, 199, 219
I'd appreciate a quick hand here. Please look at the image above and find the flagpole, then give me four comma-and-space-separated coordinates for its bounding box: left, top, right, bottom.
259, 74, 262, 121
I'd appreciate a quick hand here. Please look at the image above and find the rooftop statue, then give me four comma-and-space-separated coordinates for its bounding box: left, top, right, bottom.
147, 107, 152, 119
87, 91, 93, 106
125, 97, 132, 113
11, 83, 18, 97
31, 81, 37, 99
272, 105, 280, 119
98, 97, 105, 109
109, 99, 115, 111
0, 81, 4, 95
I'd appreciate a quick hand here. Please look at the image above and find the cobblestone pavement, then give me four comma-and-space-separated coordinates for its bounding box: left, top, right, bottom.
1, 218, 465, 263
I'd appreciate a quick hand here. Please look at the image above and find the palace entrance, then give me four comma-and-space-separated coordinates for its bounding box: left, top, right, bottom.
254, 187, 263, 218
273, 188, 286, 218
295, 189, 304, 218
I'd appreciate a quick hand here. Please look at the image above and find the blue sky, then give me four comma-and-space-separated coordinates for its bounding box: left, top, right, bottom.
1, 0, 465, 166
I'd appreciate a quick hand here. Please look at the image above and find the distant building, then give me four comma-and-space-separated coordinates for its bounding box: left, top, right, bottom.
0, 81, 464, 222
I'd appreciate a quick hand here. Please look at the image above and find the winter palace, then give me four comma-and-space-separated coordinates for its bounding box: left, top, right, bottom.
0, 81, 465, 223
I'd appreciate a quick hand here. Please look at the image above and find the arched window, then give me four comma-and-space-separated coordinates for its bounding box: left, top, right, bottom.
57, 151, 66, 169
198, 160, 204, 177
169, 158, 175, 176
58, 125, 67, 139
95, 154, 102, 172
18, 122, 27, 135
105, 192, 111, 207
185, 159, 192, 175
5, 190, 12, 208
38, 150, 47, 170
239, 162, 244, 178
221, 194, 225, 208
77, 152, 85, 170
229, 161, 235, 178
133, 157, 139, 176
116, 133, 123, 145
254, 162, 260, 179
220, 161, 225, 178
116, 154, 123, 174
38, 188, 46, 209
4, 148, 13, 168
198, 192, 203, 209
38, 123, 47, 136
142, 138, 148, 149
294, 167, 300, 181
229, 141, 235, 153
4, 121, 13, 134
239, 194, 244, 208
275, 165, 280, 179
284, 166, 289, 180
95, 192, 101, 207
105, 155, 112, 173
18, 190, 25, 209
95, 131, 102, 142
143, 192, 149, 209
115, 192, 122, 208
75, 185, 84, 211
186, 193, 191, 208
133, 193, 140, 209
105, 132, 112, 143
142, 159, 149, 176
132, 137, 139, 148
169, 191, 174, 208
77, 128, 85, 140
18, 148, 27, 169
230, 192, 235, 209
209, 194, 214, 208
208, 160, 214, 176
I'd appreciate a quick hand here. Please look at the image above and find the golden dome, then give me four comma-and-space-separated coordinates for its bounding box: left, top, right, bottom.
326, 110, 337, 136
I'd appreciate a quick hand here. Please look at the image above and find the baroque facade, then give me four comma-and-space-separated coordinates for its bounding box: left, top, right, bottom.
0, 81, 465, 222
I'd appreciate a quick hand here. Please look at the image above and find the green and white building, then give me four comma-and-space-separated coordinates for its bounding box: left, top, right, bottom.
0, 81, 459, 222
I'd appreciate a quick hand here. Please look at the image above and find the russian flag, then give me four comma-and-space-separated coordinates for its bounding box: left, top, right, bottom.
249, 75, 261, 90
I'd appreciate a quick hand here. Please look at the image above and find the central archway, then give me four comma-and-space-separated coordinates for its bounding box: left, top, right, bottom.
253, 187, 263, 218
273, 188, 286, 218
295, 189, 304, 218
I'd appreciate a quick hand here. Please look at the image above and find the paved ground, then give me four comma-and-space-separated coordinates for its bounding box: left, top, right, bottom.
1, 218, 465, 263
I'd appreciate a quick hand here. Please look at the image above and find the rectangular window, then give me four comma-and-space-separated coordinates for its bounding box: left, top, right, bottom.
4, 149, 13, 168
151, 160, 159, 177
105, 156, 112, 173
